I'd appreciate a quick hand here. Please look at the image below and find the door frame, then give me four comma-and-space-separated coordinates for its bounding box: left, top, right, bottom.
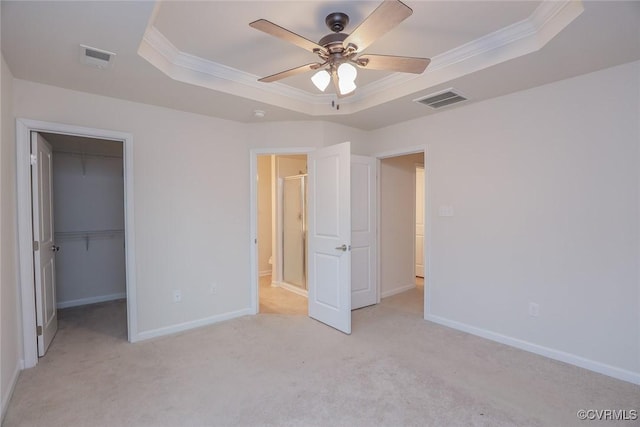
249, 147, 314, 314
373, 145, 431, 319
16, 119, 137, 368
414, 163, 425, 279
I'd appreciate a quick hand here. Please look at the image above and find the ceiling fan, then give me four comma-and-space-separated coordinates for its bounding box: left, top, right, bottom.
249, 0, 430, 97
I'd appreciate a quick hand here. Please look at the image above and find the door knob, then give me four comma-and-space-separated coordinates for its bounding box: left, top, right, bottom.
51, 245, 60, 252
335, 244, 348, 252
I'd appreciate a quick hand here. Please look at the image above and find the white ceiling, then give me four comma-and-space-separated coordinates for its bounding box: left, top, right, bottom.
2, 1, 639, 130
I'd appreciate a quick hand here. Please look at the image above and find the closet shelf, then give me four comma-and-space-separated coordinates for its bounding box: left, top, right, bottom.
55, 229, 124, 239
55, 229, 124, 250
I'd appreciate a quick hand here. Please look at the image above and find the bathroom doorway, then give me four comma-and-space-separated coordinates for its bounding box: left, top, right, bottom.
256, 154, 308, 314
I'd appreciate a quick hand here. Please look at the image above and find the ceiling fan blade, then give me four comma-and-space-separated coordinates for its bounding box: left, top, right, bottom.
250, 19, 327, 55
258, 63, 322, 83
357, 54, 430, 74
343, 0, 413, 53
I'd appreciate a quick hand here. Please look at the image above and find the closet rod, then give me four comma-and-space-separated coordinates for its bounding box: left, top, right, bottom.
53, 150, 123, 160
55, 229, 124, 239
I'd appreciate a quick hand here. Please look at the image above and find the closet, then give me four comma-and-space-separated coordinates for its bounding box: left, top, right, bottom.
45, 133, 126, 309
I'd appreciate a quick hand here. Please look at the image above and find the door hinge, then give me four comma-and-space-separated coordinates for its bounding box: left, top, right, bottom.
33, 241, 39, 251
36, 326, 43, 336
30, 154, 37, 166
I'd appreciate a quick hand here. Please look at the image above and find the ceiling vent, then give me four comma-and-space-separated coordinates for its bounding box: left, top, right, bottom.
414, 89, 468, 109
80, 44, 116, 69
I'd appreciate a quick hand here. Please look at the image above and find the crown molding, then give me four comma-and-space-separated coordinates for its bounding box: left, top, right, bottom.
138, 0, 583, 116
138, 26, 335, 115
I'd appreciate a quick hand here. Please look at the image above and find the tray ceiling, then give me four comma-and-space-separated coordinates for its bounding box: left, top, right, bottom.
2, 1, 639, 129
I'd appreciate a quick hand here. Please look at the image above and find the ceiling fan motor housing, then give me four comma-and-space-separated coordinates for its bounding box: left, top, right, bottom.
318, 32, 349, 53
325, 12, 349, 32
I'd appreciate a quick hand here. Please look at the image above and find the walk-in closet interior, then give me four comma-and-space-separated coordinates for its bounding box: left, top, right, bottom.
43, 132, 127, 330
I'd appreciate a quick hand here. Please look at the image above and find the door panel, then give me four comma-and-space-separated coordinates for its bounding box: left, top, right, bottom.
315, 254, 340, 307
307, 142, 351, 334
31, 132, 58, 356
351, 155, 377, 309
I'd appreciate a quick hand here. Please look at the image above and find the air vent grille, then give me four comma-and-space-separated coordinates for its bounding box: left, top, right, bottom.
85, 49, 111, 62
415, 89, 468, 109
80, 44, 116, 69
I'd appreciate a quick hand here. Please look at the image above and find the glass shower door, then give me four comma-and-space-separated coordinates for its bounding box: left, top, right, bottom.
282, 175, 306, 290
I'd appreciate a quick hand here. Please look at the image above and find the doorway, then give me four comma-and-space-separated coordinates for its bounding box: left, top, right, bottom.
251, 143, 373, 334
377, 150, 426, 316
16, 119, 136, 368
256, 153, 309, 315
41, 132, 127, 354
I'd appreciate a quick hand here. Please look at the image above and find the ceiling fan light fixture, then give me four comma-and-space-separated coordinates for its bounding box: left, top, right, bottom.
337, 62, 357, 83
311, 69, 331, 92
337, 62, 357, 95
338, 78, 357, 95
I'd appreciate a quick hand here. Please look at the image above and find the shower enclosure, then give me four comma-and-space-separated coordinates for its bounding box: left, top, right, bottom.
282, 174, 307, 292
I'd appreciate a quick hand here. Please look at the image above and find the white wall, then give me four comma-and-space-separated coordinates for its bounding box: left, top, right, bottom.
246, 121, 368, 151
1, 54, 22, 418
12, 80, 366, 341
257, 155, 272, 275
379, 153, 423, 297
13, 79, 251, 337
364, 61, 640, 381
52, 149, 126, 307
8, 55, 637, 385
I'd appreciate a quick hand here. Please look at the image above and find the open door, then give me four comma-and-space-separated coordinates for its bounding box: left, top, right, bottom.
31, 132, 58, 356
307, 142, 351, 334
351, 155, 377, 309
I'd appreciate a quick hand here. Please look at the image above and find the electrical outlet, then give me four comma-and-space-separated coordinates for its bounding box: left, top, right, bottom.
173, 290, 182, 303
529, 302, 539, 317
210, 283, 217, 295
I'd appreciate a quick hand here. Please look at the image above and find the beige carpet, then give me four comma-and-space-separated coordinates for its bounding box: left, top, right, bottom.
3, 284, 638, 427
258, 276, 307, 315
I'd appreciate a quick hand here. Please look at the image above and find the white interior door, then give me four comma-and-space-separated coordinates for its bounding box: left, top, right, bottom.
307, 142, 351, 334
351, 155, 377, 309
31, 132, 58, 356
415, 166, 425, 278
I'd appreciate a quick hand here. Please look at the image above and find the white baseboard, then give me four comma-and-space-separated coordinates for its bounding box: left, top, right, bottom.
381, 283, 416, 298
134, 308, 253, 342
57, 292, 126, 309
1, 359, 23, 422
272, 281, 308, 297
259, 270, 272, 277
425, 314, 640, 385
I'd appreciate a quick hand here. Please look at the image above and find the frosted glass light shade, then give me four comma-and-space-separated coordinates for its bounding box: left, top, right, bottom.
337, 62, 357, 95
338, 78, 357, 95
311, 70, 331, 92
337, 62, 357, 82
